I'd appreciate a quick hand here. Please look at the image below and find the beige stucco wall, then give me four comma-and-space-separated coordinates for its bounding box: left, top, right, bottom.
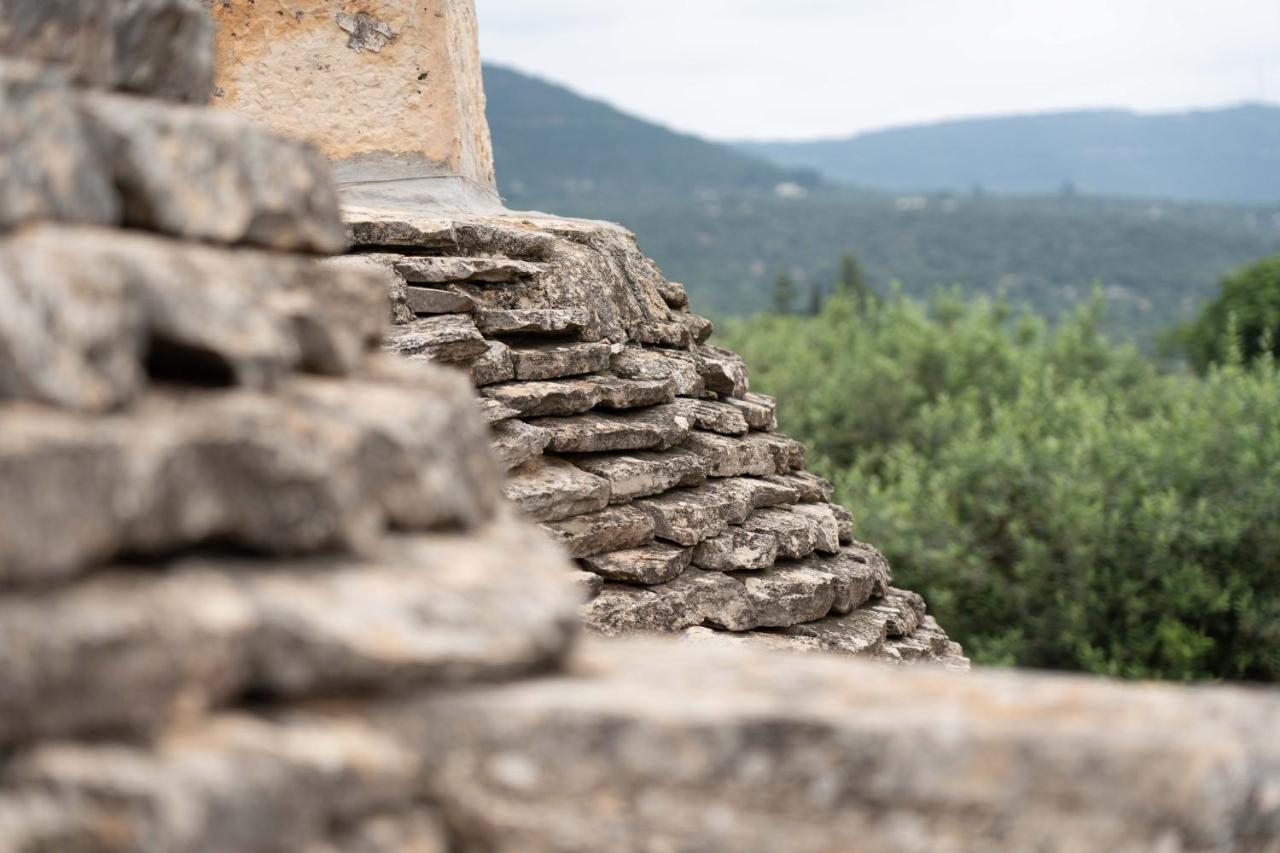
210, 0, 499, 211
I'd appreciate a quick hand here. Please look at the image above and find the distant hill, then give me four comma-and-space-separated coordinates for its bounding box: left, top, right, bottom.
737, 106, 1280, 205
484, 65, 1280, 341
484, 64, 817, 208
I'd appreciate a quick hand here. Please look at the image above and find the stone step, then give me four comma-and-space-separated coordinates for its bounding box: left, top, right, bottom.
571, 448, 708, 503
480, 377, 602, 418
691, 527, 778, 572
530, 405, 693, 454
540, 506, 655, 559
509, 341, 611, 381
581, 542, 691, 585
385, 315, 488, 364
741, 507, 821, 560
502, 456, 610, 523
671, 398, 750, 436
489, 419, 549, 472
0, 527, 577, 748
393, 256, 543, 284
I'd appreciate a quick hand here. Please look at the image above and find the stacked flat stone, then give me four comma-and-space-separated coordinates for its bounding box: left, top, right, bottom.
0, 3, 578, 848
347, 205, 968, 668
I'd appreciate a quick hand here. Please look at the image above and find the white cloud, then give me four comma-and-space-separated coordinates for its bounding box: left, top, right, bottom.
476, 0, 1280, 140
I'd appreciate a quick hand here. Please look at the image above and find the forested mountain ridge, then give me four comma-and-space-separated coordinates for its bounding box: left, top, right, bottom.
484, 64, 1280, 340
737, 104, 1280, 205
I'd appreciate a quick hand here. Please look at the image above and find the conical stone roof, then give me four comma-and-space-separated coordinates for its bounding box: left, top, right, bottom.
340, 205, 968, 668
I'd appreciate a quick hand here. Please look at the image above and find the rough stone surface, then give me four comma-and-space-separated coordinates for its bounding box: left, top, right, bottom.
692, 526, 779, 571
572, 448, 708, 503
395, 255, 541, 284
480, 377, 603, 418
385, 315, 488, 364
0, 0, 214, 102
80, 91, 346, 253
490, 418, 549, 471
531, 405, 693, 454
672, 397, 751, 435
0, 225, 386, 412
510, 341, 611, 381
0, 60, 118, 231
503, 456, 611, 523
540, 506, 656, 559
581, 542, 692, 585
404, 286, 475, 314
411, 639, 1280, 853
470, 340, 515, 386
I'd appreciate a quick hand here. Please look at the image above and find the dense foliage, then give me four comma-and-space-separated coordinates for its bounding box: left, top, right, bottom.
1173, 255, 1280, 371
485, 66, 1280, 344
720, 292, 1280, 682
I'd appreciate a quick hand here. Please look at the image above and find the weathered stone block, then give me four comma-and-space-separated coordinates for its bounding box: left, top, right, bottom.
540, 505, 655, 558
79, 91, 346, 252
0, 61, 118, 231
510, 341, 611, 381
503, 456, 611, 523
385, 315, 488, 364
531, 405, 693, 454
0, 0, 214, 102
572, 447, 708, 503
581, 542, 692, 585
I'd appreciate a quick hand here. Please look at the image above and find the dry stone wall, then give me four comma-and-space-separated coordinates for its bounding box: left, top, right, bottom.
0, 3, 1278, 852
347, 204, 969, 667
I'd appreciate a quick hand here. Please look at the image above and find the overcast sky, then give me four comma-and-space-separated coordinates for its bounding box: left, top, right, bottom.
476, 0, 1280, 141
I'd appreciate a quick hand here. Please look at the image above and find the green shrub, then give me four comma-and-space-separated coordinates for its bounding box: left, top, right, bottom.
1174, 255, 1280, 371
721, 292, 1280, 681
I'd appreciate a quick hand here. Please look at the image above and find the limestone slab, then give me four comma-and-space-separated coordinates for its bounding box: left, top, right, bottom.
531, 405, 693, 454
740, 565, 838, 628
588, 374, 678, 410
0, 61, 117, 231
672, 398, 750, 436
489, 419, 549, 472
540, 506, 655, 559
80, 91, 345, 253
571, 448, 707, 503
692, 527, 779, 572
609, 346, 704, 397
480, 377, 602, 418
581, 542, 692, 585
741, 507, 821, 560
0, 0, 214, 102
726, 392, 778, 431
510, 341, 611, 381
394, 256, 542, 284
474, 308, 591, 337
503, 456, 610, 523
385, 315, 488, 364
405, 287, 475, 314
785, 504, 843, 554
684, 430, 783, 478
470, 340, 515, 386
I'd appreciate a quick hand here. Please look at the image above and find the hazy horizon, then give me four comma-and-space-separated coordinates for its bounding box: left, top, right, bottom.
477, 0, 1280, 142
